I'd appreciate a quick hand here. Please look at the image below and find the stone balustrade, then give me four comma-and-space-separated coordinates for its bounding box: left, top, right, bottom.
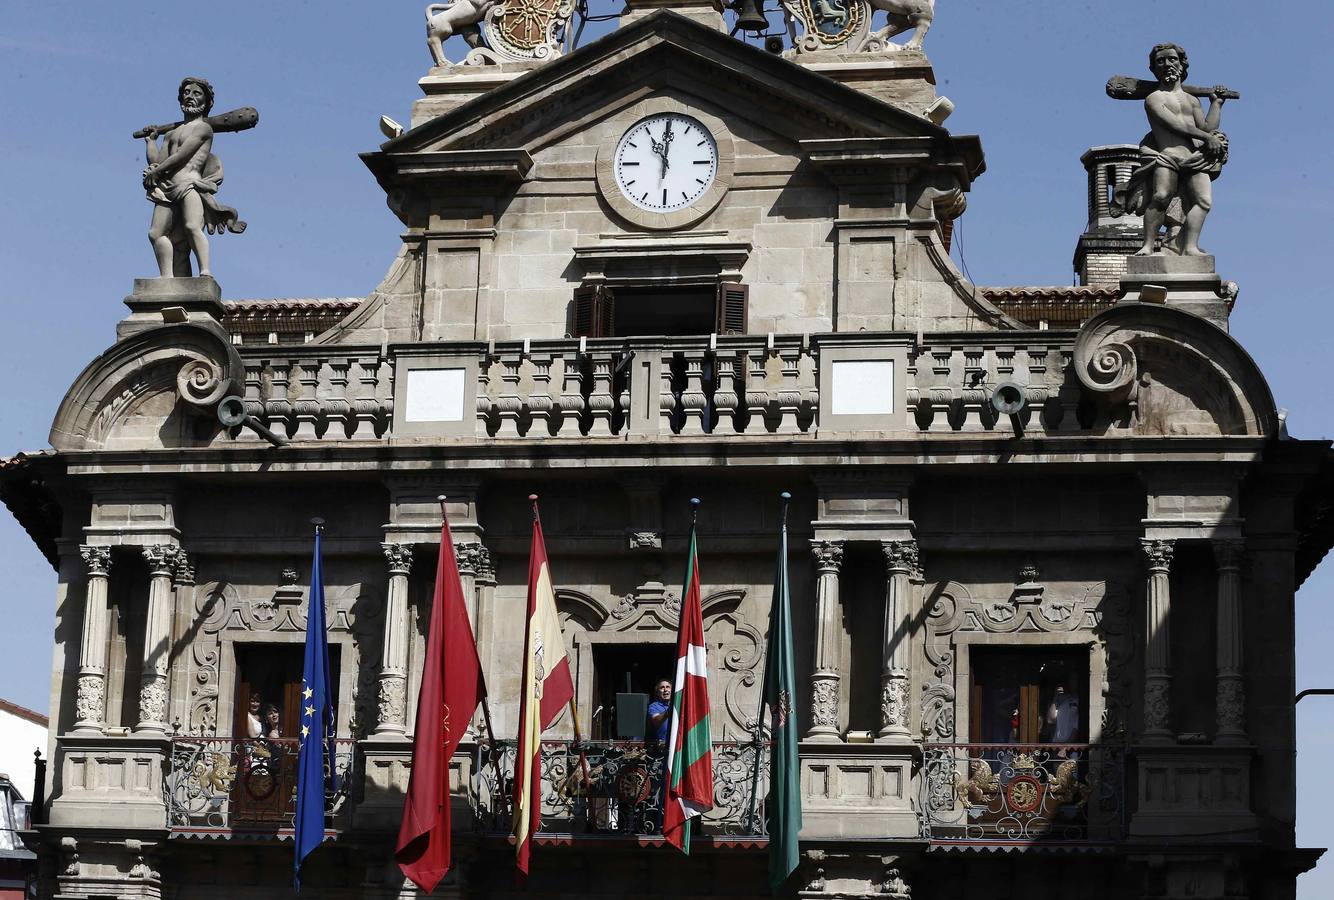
221, 331, 1111, 443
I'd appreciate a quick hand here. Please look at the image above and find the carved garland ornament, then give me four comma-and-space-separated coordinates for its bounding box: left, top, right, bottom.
139, 677, 169, 725
75, 674, 106, 724
880, 675, 911, 730
809, 677, 839, 730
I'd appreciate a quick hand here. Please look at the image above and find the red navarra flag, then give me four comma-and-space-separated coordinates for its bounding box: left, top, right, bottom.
663, 508, 713, 852
395, 511, 486, 893
513, 499, 575, 877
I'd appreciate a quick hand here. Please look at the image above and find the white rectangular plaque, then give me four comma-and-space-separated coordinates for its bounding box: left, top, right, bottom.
404, 368, 466, 422
830, 359, 895, 416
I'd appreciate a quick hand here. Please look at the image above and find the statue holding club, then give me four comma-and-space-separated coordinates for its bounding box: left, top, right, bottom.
136, 77, 259, 278
1107, 44, 1239, 258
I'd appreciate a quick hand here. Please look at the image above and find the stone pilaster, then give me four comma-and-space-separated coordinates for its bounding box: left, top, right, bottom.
74, 546, 113, 734
806, 540, 845, 742
879, 540, 918, 740
136, 545, 179, 734
374, 543, 414, 738
472, 545, 497, 701
1141, 539, 1175, 744
1214, 539, 1247, 744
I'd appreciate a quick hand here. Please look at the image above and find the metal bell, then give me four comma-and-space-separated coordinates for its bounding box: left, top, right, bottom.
732, 0, 768, 33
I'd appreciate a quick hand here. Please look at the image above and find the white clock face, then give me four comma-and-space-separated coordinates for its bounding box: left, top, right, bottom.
613, 114, 718, 213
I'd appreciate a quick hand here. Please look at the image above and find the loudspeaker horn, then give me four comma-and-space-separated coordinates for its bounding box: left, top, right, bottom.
217, 395, 248, 428
991, 381, 1027, 417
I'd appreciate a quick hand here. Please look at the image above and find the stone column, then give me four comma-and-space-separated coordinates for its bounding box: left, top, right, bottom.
879, 540, 918, 740
1214, 539, 1247, 744
455, 543, 482, 631
1141, 539, 1175, 744
74, 546, 113, 734
135, 545, 179, 733
374, 543, 414, 737
472, 545, 497, 703
806, 540, 845, 742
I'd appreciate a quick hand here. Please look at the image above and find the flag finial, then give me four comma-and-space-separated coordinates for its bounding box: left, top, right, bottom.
310, 516, 325, 534
529, 494, 541, 523
779, 492, 791, 526
437, 494, 448, 517
689, 497, 701, 523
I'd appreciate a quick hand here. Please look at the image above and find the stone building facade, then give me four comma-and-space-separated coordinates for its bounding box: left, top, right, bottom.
3, 6, 1332, 899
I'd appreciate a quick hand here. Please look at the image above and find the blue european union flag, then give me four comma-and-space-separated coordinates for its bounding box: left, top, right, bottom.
294, 521, 336, 889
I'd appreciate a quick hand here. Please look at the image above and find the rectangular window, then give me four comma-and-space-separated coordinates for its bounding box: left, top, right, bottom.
969, 646, 1087, 745
590, 643, 675, 740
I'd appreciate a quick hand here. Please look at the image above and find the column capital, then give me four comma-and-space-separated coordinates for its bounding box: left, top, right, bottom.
882, 539, 920, 574
456, 542, 491, 577
141, 544, 180, 576
79, 545, 113, 576
1212, 538, 1245, 571
382, 543, 415, 575
172, 551, 196, 587
809, 539, 844, 573
1140, 538, 1175, 572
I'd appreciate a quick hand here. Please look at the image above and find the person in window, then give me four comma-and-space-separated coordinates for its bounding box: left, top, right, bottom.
261, 702, 282, 739
245, 693, 264, 739
1045, 679, 1081, 758
646, 679, 672, 743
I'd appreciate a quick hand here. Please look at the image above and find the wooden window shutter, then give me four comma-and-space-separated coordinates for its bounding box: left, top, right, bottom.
572, 284, 616, 337
714, 282, 748, 335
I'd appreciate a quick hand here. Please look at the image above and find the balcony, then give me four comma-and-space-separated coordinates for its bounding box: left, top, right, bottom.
920, 743, 1127, 845
164, 737, 358, 835
222, 330, 1106, 445
473, 740, 768, 842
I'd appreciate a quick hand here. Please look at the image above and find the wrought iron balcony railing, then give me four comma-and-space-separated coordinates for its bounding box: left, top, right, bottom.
474, 739, 768, 840
165, 736, 358, 834
921, 743, 1127, 844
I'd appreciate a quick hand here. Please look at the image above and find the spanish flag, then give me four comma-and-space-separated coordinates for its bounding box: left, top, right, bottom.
513, 496, 574, 877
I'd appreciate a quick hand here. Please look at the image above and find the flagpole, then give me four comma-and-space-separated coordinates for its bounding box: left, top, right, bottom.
746, 491, 789, 837
529, 494, 592, 794
440, 495, 511, 821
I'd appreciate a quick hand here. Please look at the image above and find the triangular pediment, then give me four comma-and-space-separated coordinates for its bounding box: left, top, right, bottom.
380, 11, 971, 160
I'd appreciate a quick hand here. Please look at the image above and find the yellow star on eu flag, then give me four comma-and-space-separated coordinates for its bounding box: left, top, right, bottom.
301, 724, 310, 738
305, 705, 315, 717
303, 686, 313, 700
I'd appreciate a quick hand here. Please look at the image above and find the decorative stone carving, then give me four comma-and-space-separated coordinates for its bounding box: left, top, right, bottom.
1142, 539, 1175, 570
811, 540, 845, 572
427, 0, 574, 68
882, 540, 919, 574
879, 863, 912, 899
136, 77, 257, 277
142, 544, 179, 575
80, 545, 113, 576
809, 676, 839, 730
1144, 678, 1172, 735
1106, 44, 1235, 257
1216, 677, 1245, 735
172, 552, 196, 587
378, 674, 407, 726
75, 674, 105, 725
383, 543, 415, 574
782, 0, 934, 56
628, 530, 663, 550
920, 580, 1131, 745
879, 676, 911, 732
139, 677, 168, 726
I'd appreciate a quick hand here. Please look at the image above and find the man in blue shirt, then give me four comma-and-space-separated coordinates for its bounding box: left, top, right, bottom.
646, 678, 672, 742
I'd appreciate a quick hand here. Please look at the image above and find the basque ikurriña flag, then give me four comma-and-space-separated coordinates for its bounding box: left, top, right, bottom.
512, 496, 575, 878
294, 520, 337, 890
662, 500, 713, 853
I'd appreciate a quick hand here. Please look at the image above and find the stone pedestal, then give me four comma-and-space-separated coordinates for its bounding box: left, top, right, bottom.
1120, 256, 1234, 330
798, 53, 939, 117
119, 276, 225, 340
49, 734, 170, 831
799, 743, 919, 838
355, 739, 477, 832
413, 66, 533, 126
1129, 745, 1258, 841
620, 0, 725, 30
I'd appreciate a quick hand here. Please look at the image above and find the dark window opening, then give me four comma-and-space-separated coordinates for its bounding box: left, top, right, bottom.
612, 287, 716, 337
590, 643, 675, 740
233, 644, 340, 740
969, 646, 1087, 745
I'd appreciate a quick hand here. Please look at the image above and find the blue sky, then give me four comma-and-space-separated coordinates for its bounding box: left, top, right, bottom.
1, 2, 1331, 892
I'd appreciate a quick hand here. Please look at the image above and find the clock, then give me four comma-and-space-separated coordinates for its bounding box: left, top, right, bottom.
613, 114, 718, 213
